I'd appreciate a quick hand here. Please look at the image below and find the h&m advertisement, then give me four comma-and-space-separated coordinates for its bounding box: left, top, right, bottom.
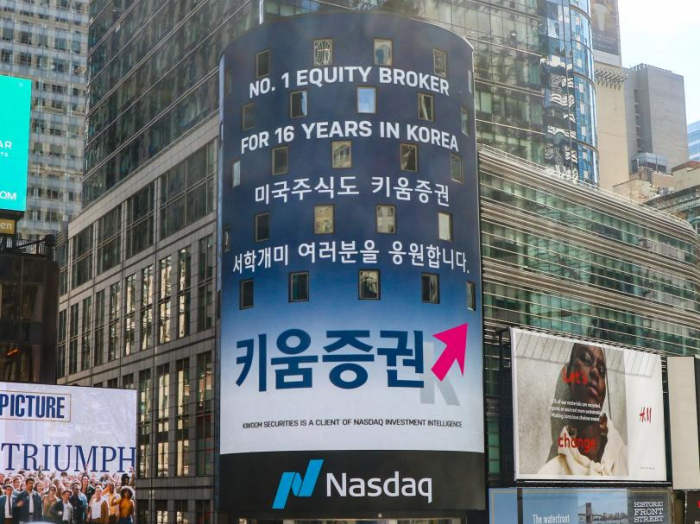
490, 488, 672, 524
511, 329, 666, 481
0, 75, 31, 213
218, 12, 483, 518
0, 382, 137, 514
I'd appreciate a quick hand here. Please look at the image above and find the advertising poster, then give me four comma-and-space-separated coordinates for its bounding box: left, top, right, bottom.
511, 329, 666, 481
591, 0, 621, 64
0, 75, 31, 213
686, 492, 700, 524
0, 382, 137, 514
522, 489, 671, 524
667, 357, 700, 490
218, 12, 483, 518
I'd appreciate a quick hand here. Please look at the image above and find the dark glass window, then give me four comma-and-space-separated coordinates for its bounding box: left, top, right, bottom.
289, 272, 309, 302
376, 205, 396, 234
313, 39, 332, 66
359, 270, 380, 300
272, 147, 288, 175
242, 103, 254, 130
461, 106, 470, 136
290, 90, 308, 118
400, 144, 418, 172
255, 213, 270, 242
422, 273, 440, 304
451, 154, 463, 183
467, 281, 476, 311
433, 49, 448, 78
240, 280, 253, 309
256, 50, 270, 78
232, 160, 241, 188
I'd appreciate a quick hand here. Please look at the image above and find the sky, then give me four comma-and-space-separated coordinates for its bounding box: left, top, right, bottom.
618, 0, 700, 125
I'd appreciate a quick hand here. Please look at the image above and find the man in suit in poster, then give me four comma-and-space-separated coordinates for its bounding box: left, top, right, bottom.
15, 478, 42, 523
0, 484, 18, 524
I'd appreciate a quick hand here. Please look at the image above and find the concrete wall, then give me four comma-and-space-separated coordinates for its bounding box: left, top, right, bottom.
596, 64, 629, 190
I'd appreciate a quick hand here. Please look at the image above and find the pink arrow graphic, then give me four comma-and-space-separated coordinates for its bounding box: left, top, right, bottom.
431, 324, 468, 382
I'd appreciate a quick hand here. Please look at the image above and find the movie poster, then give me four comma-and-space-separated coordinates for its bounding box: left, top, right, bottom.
511, 329, 666, 481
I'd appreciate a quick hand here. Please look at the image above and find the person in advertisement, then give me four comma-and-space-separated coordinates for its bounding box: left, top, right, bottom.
15, 478, 43, 523
51, 489, 73, 524
0, 484, 17, 524
538, 343, 629, 476
111, 487, 133, 524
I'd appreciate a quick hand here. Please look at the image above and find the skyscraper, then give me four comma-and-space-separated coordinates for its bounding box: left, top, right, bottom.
624, 63, 689, 173
0, 0, 88, 240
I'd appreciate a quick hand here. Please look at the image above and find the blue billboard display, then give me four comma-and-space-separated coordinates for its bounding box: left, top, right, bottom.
218, 12, 482, 517
0, 75, 31, 213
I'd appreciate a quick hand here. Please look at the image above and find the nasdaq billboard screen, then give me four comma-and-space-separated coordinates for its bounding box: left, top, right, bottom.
218, 12, 483, 518
0, 75, 31, 213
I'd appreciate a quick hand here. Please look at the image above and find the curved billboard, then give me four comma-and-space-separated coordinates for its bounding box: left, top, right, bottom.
218, 13, 483, 517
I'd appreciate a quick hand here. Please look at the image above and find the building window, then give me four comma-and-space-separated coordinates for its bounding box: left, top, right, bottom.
256, 50, 270, 78
374, 39, 392, 65
467, 281, 476, 311
94, 290, 105, 367
138, 369, 152, 478
124, 274, 136, 356
225, 68, 233, 95
141, 265, 154, 350
461, 106, 470, 136
313, 39, 333, 66
231, 160, 241, 188
176, 358, 190, 476
158, 256, 172, 344
314, 205, 334, 234
359, 270, 380, 300
376, 205, 396, 234
418, 93, 434, 122
272, 146, 288, 175
400, 144, 418, 172
97, 206, 121, 275
160, 143, 216, 240
80, 297, 92, 371
290, 90, 308, 118
68, 304, 79, 375
177, 248, 191, 339
127, 183, 154, 258
175, 500, 189, 524
240, 280, 254, 309
332, 141, 352, 169
255, 213, 270, 242
196, 352, 214, 476
451, 154, 463, 183
156, 364, 170, 477
422, 273, 440, 303
433, 49, 448, 78
357, 87, 376, 114
108, 282, 120, 361
289, 272, 309, 302
242, 103, 254, 130
71, 226, 93, 289
198, 236, 215, 331
57, 310, 66, 379
438, 212, 453, 241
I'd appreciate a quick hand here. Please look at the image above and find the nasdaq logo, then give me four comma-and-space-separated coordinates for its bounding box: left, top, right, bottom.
272, 459, 323, 509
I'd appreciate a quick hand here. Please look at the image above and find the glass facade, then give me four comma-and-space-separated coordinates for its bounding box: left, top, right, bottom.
0, 0, 87, 239
479, 148, 700, 483
82, 0, 598, 209
689, 120, 700, 161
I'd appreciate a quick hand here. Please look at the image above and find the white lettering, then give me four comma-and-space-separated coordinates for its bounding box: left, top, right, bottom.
325, 472, 432, 503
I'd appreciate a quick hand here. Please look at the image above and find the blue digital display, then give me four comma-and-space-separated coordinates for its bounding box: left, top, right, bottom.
0, 75, 31, 213
218, 13, 483, 516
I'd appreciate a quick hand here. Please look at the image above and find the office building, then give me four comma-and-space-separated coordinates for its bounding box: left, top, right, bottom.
625, 63, 689, 173
0, 0, 88, 240
689, 120, 700, 161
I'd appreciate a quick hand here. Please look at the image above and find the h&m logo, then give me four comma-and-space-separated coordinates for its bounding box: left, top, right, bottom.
272, 459, 323, 509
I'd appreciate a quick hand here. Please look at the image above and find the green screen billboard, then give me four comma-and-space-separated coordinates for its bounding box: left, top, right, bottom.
0, 75, 31, 213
